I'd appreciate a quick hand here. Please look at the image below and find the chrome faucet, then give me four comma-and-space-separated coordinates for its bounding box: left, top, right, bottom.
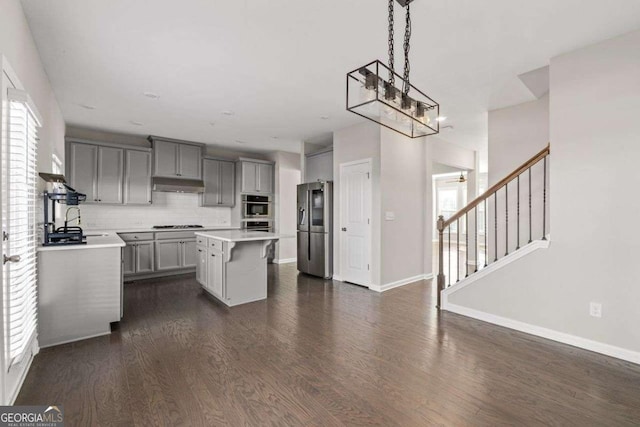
64, 207, 81, 229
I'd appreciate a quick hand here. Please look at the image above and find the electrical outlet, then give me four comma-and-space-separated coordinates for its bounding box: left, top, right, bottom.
590, 302, 602, 318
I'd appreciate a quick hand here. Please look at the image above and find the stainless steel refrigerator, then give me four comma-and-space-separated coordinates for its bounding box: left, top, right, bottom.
297, 181, 333, 279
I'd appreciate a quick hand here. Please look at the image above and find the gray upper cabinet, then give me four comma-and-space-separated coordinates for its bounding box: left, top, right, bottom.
257, 163, 274, 194
124, 150, 152, 205
96, 146, 124, 204
67, 141, 123, 204
151, 137, 202, 179
202, 158, 235, 207
153, 140, 178, 177
178, 144, 202, 179
239, 160, 274, 194
68, 143, 98, 202
67, 140, 151, 205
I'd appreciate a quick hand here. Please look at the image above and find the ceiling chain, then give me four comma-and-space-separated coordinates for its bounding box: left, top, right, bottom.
402, 2, 412, 95
388, 0, 395, 86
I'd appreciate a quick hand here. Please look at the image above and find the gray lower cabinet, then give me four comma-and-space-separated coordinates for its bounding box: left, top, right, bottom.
124, 150, 152, 205
155, 239, 197, 271
155, 240, 182, 271
182, 240, 198, 268
122, 240, 155, 275
202, 158, 235, 207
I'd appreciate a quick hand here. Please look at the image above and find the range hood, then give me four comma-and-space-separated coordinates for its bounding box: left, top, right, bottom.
152, 177, 205, 193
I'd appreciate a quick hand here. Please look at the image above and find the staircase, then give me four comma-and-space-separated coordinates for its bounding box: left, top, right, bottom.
436, 144, 550, 308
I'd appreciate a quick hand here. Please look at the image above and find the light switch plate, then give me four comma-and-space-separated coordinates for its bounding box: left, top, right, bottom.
590, 302, 602, 318
385, 212, 395, 221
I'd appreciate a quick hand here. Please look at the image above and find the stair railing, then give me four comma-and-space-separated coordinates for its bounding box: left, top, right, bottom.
436, 144, 550, 308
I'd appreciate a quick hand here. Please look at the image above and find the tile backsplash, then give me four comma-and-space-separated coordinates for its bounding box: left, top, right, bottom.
79, 192, 232, 230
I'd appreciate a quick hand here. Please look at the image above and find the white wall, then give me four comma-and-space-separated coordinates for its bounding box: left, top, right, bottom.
333, 122, 381, 286
1, 0, 65, 182
380, 128, 426, 285
268, 151, 301, 263
486, 95, 550, 259
0, 0, 66, 405
488, 95, 549, 185
305, 149, 333, 183
448, 29, 640, 360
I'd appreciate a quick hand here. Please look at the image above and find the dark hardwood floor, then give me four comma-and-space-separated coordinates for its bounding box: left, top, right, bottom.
17, 264, 640, 426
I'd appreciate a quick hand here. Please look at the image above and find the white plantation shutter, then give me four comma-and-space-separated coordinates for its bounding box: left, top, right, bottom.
4, 88, 40, 366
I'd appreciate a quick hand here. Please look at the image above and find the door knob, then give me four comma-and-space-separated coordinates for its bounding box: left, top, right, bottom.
3, 254, 21, 265
341, 227, 347, 232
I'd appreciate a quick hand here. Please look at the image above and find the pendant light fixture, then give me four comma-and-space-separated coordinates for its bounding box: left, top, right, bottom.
346, 0, 440, 138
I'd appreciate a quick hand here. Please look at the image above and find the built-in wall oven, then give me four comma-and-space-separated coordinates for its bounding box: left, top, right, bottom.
242, 194, 272, 219
243, 220, 273, 232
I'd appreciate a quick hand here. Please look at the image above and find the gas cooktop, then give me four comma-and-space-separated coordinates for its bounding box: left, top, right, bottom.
152, 225, 204, 229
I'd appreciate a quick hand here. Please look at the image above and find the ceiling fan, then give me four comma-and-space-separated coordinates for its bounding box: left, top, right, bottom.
446, 172, 467, 184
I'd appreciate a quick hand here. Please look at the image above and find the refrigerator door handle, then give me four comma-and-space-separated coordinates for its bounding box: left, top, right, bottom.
299, 207, 306, 226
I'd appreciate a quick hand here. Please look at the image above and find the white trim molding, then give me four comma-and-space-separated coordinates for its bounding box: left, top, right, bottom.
444, 303, 640, 365
441, 239, 550, 304
369, 273, 434, 293
273, 258, 296, 264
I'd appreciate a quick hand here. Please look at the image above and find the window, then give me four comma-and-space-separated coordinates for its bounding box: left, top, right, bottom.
434, 173, 467, 234
2, 88, 40, 366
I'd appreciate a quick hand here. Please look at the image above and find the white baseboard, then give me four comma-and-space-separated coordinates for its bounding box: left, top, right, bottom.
273, 258, 296, 264
370, 273, 434, 293
443, 303, 640, 365
441, 239, 550, 303
9, 335, 39, 405
332, 275, 343, 282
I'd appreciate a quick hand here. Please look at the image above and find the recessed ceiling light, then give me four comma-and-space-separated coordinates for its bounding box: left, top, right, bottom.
271, 136, 279, 139
130, 121, 143, 126
143, 92, 160, 99
320, 116, 330, 120
79, 104, 96, 110
209, 122, 216, 127
441, 125, 454, 130
436, 116, 447, 122
222, 110, 235, 116
235, 140, 247, 144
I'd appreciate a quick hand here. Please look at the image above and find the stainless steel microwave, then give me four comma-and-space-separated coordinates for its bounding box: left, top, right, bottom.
242, 194, 272, 218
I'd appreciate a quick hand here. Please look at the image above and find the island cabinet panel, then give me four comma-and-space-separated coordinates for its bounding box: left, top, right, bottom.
196, 246, 207, 285
156, 240, 182, 271
207, 249, 224, 300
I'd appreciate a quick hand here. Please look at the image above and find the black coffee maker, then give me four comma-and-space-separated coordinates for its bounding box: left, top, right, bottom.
39, 173, 87, 246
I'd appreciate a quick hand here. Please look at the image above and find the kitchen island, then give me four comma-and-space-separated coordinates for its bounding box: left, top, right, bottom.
37, 232, 125, 347
195, 230, 280, 306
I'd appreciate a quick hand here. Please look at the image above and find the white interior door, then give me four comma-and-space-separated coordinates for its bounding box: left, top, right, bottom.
340, 159, 372, 286
1, 64, 42, 404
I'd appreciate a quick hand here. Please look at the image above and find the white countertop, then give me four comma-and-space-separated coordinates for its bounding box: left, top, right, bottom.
38, 231, 125, 252
86, 225, 240, 234
196, 230, 281, 243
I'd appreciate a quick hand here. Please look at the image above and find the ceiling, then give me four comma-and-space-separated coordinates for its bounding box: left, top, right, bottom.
21, 0, 640, 160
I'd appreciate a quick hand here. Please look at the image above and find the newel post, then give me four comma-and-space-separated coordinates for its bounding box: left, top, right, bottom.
436, 215, 446, 309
